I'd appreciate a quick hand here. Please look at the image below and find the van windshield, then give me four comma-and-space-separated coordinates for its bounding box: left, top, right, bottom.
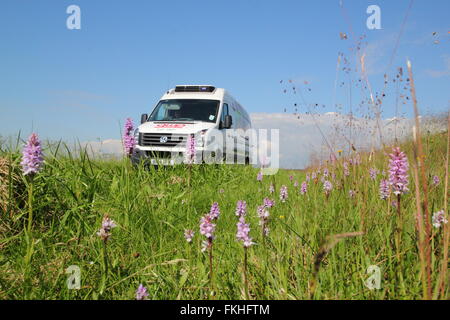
148, 99, 220, 123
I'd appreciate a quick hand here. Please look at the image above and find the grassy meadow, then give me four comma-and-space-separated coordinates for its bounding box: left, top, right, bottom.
0, 127, 448, 300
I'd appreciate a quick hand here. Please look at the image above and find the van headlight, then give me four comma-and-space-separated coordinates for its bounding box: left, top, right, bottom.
134, 128, 139, 142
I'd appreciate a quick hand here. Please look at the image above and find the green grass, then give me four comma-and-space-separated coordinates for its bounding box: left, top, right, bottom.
0, 131, 448, 300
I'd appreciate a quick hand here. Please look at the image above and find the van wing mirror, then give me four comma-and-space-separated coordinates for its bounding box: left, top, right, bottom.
224, 115, 232, 129
141, 113, 148, 124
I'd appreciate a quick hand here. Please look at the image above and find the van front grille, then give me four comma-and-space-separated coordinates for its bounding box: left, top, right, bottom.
139, 133, 188, 147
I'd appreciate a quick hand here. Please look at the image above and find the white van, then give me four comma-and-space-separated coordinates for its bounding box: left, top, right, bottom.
131, 85, 252, 165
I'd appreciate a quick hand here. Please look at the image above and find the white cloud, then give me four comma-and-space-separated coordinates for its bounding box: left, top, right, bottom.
250, 112, 414, 169
81, 139, 123, 158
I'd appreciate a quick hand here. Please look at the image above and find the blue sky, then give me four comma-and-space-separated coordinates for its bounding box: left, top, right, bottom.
0, 0, 449, 142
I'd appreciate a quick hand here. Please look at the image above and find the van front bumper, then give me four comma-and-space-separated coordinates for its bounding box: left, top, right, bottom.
131, 147, 206, 166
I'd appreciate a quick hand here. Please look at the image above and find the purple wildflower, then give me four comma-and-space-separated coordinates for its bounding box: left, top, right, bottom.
21, 133, 44, 176
257, 171, 263, 181
349, 190, 355, 198
185, 134, 196, 164
306, 174, 311, 182
343, 161, 349, 177
102, 217, 116, 229
432, 175, 440, 186
323, 180, 333, 195
279, 185, 288, 203
257, 205, 269, 219
199, 213, 215, 253
257, 197, 274, 237
235, 200, 247, 217
263, 198, 275, 208
294, 180, 299, 187
388, 147, 409, 195
300, 181, 307, 195
209, 202, 220, 220
269, 184, 275, 194
379, 179, 390, 200
199, 214, 215, 239
257, 205, 270, 236
136, 284, 149, 300
323, 168, 329, 177
184, 229, 195, 243
123, 118, 135, 157
312, 172, 317, 180
236, 217, 254, 247
289, 175, 293, 181
432, 210, 448, 228
369, 168, 378, 180
97, 215, 117, 242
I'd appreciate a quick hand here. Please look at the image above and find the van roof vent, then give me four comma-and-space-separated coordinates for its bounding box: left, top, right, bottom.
174, 85, 216, 93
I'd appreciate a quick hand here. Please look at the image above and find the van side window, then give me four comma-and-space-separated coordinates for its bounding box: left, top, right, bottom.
221, 103, 229, 127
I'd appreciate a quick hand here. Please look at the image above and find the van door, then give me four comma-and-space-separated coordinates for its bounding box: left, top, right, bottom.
234, 105, 248, 162
220, 103, 234, 162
